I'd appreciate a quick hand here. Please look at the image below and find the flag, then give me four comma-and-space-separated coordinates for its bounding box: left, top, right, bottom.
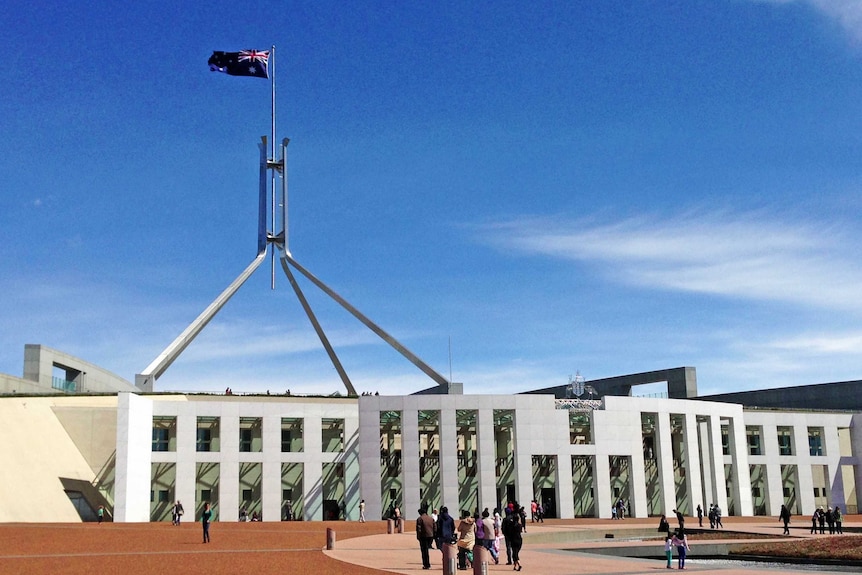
208, 50, 269, 79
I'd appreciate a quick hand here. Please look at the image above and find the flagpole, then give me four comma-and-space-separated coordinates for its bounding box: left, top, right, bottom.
270, 44, 277, 289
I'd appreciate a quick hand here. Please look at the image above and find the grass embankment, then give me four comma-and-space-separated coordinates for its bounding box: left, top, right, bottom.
732, 537, 862, 561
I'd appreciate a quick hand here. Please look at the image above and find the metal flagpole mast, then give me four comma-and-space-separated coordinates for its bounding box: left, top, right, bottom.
270, 44, 277, 289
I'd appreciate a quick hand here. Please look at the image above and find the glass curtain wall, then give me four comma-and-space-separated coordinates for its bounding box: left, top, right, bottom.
380, 411, 402, 518
494, 410, 515, 507
150, 462, 175, 521
419, 410, 440, 511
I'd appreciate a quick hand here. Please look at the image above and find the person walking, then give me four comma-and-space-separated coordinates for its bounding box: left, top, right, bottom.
436, 506, 456, 552
201, 502, 212, 543
416, 507, 435, 570
359, 499, 366, 522
455, 510, 475, 570
696, 504, 703, 528
672, 530, 690, 569
835, 506, 843, 534
779, 504, 791, 535
817, 506, 826, 534
826, 507, 835, 535
98, 505, 104, 524
501, 509, 515, 565
810, 509, 819, 534
173, 500, 184, 526
479, 508, 498, 564
502, 506, 523, 571
713, 505, 723, 529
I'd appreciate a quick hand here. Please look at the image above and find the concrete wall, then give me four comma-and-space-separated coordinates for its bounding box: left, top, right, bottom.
23, 344, 136, 394
0, 395, 118, 522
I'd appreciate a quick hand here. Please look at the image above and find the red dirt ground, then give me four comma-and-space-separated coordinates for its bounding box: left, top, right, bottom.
0, 521, 390, 575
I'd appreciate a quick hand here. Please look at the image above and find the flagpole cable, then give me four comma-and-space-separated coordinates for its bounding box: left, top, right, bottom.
270, 45, 277, 289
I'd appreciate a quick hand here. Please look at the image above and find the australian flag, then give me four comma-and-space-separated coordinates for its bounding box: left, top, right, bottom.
208, 50, 269, 79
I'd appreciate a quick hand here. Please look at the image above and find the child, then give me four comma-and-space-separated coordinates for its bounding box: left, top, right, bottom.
664, 532, 673, 569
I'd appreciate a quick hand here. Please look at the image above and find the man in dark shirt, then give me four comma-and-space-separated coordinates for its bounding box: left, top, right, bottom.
416, 507, 435, 569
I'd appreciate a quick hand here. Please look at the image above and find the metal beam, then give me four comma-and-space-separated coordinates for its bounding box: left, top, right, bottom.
135, 251, 268, 391
283, 252, 450, 388
279, 253, 356, 396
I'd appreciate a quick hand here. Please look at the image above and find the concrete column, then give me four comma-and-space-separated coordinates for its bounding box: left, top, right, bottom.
476, 408, 497, 510
655, 413, 676, 513
358, 403, 383, 521
594, 455, 612, 518
556, 453, 575, 519
402, 408, 422, 516
175, 409, 197, 522
682, 413, 704, 516
439, 408, 460, 512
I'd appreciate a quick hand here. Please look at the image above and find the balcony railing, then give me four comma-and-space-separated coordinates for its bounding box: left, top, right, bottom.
52, 377, 77, 392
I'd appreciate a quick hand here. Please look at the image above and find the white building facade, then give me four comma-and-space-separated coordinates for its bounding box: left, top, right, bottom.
112, 391, 862, 522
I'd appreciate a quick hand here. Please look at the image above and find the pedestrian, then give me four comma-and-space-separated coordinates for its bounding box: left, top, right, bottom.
779, 504, 791, 535
530, 500, 538, 523
672, 530, 690, 569
501, 509, 515, 565
826, 507, 835, 534
502, 506, 523, 571
696, 504, 703, 528
479, 508, 499, 564
664, 531, 674, 569
359, 499, 366, 522
98, 505, 104, 524
201, 502, 212, 543
658, 514, 669, 533
713, 505, 723, 529
536, 501, 544, 523
673, 508, 685, 533
817, 506, 826, 534
708, 504, 715, 529
173, 500, 184, 526
810, 509, 819, 534
455, 510, 475, 570
416, 507, 435, 570
835, 506, 843, 534
436, 506, 456, 552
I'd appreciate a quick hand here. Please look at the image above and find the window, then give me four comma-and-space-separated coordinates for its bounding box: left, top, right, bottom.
808, 427, 824, 456
196, 417, 219, 452
239, 417, 262, 452
197, 428, 212, 452
777, 427, 794, 456
281, 418, 304, 452
746, 426, 762, 456
322, 418, 345, 453
152, 416, 176, 451
158, 490, 170, 503
721, 427, 730, 456
152, 427, 170, 452
240, 428, 253, 452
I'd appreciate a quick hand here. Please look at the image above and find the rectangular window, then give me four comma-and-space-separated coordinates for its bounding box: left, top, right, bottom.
197, 428, 212, 452
808, 427, 824, 456
196, 417, 220, 452
777, 426, 794, 456
152, 416, 176, 452
282, 418, 304, 452
322, 418, 345, 453
746, 426, 762, 456
152, 427, 170, 452
721, 426, 730, 456
240, 428, 253, 452
159, 490, 170, 502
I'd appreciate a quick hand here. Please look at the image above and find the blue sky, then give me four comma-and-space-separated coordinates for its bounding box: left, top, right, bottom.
2, 1, 862, 396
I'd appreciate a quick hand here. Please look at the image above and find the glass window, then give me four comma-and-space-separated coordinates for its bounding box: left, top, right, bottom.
808, 427, 824, 456
281, 418, 304, 452
196, 417, 220, 452
777, 426, 793, 456
746, 426, 762, 456
152, 427, 170, 452
322, 418, 345, 453
152, 416, 176, 452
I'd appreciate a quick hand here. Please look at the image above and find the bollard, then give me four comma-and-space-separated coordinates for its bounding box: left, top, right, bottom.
472, 543, 490, 575
442, 542, 458, 575
387, 519, 394, 534
326, 527, 336, 550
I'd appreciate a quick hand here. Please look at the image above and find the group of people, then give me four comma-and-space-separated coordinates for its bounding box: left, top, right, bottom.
810, 506, 844, 534
238, 508, 261, 521
416, 502, 526, 571
611, 498, 629, 519
706, 503, 723, 529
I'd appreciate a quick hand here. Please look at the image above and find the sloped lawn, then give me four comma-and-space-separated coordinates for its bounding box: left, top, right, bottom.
732, 537, 862, 561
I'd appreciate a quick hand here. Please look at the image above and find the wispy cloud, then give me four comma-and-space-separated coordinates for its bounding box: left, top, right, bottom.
756, 0, 862, 43
478, 211, 862, 312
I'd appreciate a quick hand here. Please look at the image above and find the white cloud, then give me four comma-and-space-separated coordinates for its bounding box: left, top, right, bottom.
479, 211, 862, 313
756, 0, 862, 43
